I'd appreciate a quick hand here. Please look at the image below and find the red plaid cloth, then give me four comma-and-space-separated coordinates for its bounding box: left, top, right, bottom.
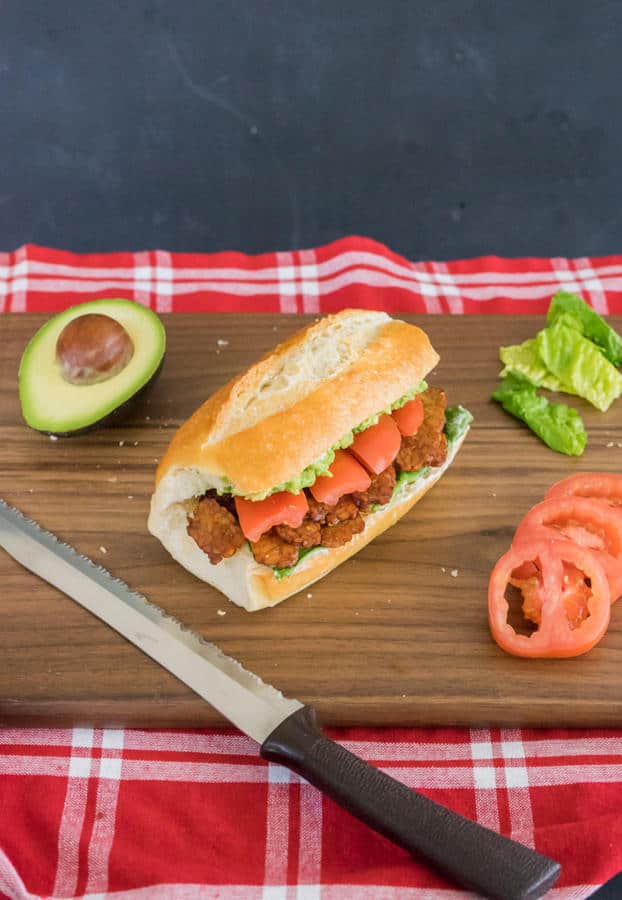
1, 236, 622, 900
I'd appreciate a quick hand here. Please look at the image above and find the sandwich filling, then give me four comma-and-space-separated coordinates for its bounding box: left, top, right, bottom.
185, 386, 471, 576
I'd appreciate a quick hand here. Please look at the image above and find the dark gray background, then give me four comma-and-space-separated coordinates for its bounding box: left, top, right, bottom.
1, 1, 620, 259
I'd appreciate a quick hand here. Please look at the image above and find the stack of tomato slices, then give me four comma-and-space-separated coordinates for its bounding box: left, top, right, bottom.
235, 396, 424, 544
489, 473, 622, 658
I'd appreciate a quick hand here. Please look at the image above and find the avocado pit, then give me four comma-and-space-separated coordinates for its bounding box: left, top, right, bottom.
56, 313, 135, 385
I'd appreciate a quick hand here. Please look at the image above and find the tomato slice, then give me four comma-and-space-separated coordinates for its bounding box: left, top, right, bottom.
392, 396, 424, 437
488, 540, 611, 658
235, 491, 308, 543
349, 414, 402, 475
545, 473, 622, 510
513, 496, 622, 602
310, 450, 371, 506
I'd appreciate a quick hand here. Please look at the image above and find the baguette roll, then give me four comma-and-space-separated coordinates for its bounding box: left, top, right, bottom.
148, 309, 468, 611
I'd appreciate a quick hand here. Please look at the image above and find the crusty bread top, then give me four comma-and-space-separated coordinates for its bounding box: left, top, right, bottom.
156, 310, 439, 497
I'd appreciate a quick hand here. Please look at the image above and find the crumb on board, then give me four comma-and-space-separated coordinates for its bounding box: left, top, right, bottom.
217, 339, 229, 347
450, 569, 459, 578
441, 566, 446, 573
127, 495, 134, 500
107, 477, 117, 483
607, 442, 615, 448
119, 440, 125, 447
217, 609, 227, 616
49, 435, 58, 441
133, 441, 139, 446
306, 592, 313, 599
99, 546, 107, 554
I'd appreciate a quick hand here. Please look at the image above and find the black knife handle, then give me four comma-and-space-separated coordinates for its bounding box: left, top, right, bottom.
261, 706, 561, 900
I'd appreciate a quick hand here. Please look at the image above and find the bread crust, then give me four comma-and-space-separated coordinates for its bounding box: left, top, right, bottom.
155, 311, 439, 497
148, 429, 468, 611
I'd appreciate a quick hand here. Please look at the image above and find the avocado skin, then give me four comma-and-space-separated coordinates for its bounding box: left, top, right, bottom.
33, 356, 165, 437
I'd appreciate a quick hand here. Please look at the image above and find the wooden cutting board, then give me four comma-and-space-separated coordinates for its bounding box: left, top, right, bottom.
1, 313, 622, 728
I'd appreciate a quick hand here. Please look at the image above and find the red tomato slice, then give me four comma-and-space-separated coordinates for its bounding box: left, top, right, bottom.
309, 450, 371, 506
235, 491, 308, 543
545, 473, 622, 510
513, 497, 622, 602
392, 396, 424, 437
488, 540, 610, 658
349, 414, 402, 475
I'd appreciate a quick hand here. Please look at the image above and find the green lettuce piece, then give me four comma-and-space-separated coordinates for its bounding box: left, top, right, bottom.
273, 546, 324, 581
444, 404, 474, 445
536, 320, 622, 412
499, 338, 577, 394
548, 290, 622, 367
492, 373, 586, 456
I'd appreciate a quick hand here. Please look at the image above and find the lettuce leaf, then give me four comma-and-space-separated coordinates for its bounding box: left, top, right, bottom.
443, 404, 474, 445
536, 319, 622, 412
547, 290, 622, 367
499, 338, 577, 394
492, 373, 586, 456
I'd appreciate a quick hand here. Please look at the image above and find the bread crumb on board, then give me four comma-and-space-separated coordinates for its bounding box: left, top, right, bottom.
216, 339, 229, 347
306, 592, 313, 599
99, 546, 107, 554
49, 434, 58, 441
217, 609, 227, 616
450, 569, 459, 578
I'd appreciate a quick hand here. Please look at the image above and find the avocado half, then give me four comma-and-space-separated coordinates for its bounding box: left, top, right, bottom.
19, 298, 166, 436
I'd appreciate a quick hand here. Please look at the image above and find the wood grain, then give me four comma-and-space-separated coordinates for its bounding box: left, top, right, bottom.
1, 313, 622, 728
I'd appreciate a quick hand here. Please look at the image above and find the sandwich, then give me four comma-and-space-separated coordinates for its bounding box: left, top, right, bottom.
148, 309, 472, 611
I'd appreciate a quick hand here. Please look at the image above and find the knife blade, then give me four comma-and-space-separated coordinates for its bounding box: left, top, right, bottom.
0, 498, 560, 900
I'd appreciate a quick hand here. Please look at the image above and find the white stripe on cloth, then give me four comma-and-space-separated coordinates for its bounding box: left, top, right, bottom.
154, 250, 173, 313
263, 765, 291, 892
2, 753, 622, 788
0, 251, 9, 314
0, 864, 599, 900
297, 783, 323, 890
4, 728, 622, 760
17, 270, 622, 303
298, 248, 320, 314
133, 251, 152, 308
276, 251, 298, 313
572, 256, 609, 315
469, 729, 500, 833
429, 261, 464, 314
85, 729, 125, 894
551, 257, 582, 296
53, 727, 96, 898
8, 249, 622, 287
501, 729, 535, 848
0, 844, 32, 900
9, 245, 28, 312
409, 261, 442, 312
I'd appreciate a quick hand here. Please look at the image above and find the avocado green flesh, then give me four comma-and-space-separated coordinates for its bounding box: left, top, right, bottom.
18, 299, 166, 434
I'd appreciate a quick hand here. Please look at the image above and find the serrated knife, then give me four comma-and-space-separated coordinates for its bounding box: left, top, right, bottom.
0, 498, 560, 900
